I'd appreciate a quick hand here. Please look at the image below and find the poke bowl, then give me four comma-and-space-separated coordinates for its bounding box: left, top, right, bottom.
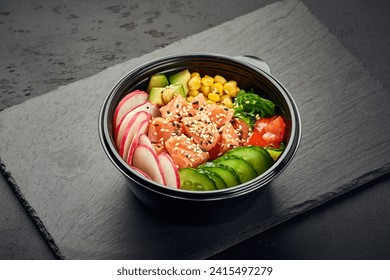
99, 53, 301, 224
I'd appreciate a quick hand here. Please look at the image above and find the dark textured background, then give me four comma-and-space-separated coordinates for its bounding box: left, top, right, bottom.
1, 0, 389, 259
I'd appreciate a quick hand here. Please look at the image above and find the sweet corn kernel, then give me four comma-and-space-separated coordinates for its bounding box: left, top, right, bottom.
206, 99, 216, 104
221, 94, 231, 101
189, 90, 200, 97
223, 81, 238, 97
200, 85, 210, 95
211, 82, 223, 95
221, 97, 233, 108
188, 76, 201, 90
187, 96, 194, 102
191, 72, 200, 78
208, 92, 221, 102
201, 75, 214, 86
214, 75, 226, 85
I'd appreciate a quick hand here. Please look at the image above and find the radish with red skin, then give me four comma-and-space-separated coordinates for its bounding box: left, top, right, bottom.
131, 166, 151, 180
119, 111, 150, 160
115, 101, 159, 147
127, 121, 150, 165
132, 144, 166, 185
158, 153, 180, 189
138, 133, 153, 148
113, 90, 148, 128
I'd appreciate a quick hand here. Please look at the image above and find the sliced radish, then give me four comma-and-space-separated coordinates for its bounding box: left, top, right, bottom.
119, 111, 150, 160
131, 166, 151, 180
132, 144, 166, 186
115, 101, 159, 147
126, 120, 150, 165
113, 90, 148, 128
158, 153, 180, 189
138, 133, 153, 149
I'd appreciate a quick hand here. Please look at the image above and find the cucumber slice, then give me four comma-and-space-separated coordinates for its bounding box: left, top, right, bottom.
197, 168, 227, 190
216, 157, 258, 184
179, 168, 217, 191
200, 162, 241, 188
249, 146, 274, 165
225, 146, 273, 175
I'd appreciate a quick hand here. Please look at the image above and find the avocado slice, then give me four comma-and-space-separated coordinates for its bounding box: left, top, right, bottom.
168, 69, 191, 95
148, 83, 185, 106
162, 83, 185, 104
147, 73, 169, 93
148, 87, 165, 106
266, 143, 285, 161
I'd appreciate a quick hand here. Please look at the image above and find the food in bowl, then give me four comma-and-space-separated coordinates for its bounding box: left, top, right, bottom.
112, 68, 286, 191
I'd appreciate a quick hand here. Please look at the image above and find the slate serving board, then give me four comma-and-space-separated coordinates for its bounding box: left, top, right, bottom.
1, 0, 389, 259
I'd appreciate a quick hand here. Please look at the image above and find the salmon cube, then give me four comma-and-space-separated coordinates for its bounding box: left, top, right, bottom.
181, 114, 219, 151
165, 135, 209, 169
205, 104, 234, 128
219, 122, 241, 155
159, 95, 196, 122
147, 117, 181, 144
191, 93, 207, 110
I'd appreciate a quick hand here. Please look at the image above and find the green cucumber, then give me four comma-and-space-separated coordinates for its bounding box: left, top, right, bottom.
200, 162, 241, 188
250, 145, 274, 165
216, 157, 258, 184
179, 168, 216, 191
197, 168, 227, 190
225, 146, 273, 175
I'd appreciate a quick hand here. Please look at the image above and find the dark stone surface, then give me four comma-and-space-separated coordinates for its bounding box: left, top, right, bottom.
0, 0, 389, 260
210, 174, 390, 260
0, 0, 273, 111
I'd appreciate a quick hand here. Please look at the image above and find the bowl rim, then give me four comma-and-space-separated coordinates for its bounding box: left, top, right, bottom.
98, 52, 302, 200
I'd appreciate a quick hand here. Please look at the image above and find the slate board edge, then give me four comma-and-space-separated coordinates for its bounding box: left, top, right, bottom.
1, 0, 389, 259
0, 157, 65, 260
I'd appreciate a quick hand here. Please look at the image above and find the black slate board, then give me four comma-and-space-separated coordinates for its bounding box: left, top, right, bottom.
1, 0, 389, 259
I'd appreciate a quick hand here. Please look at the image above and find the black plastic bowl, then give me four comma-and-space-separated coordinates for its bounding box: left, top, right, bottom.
99, 53, 301, 224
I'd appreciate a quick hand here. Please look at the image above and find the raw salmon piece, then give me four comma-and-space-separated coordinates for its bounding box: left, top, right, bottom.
165, 135, 209, 169
147, 117, 181, 144
191, 93, 207, 110
204, 104, 234, 129
159, 95, 196, 122
231, 117, 250, 142
219, 122, 241, 155
181, 114, 219, 151
152, 142, 167, 155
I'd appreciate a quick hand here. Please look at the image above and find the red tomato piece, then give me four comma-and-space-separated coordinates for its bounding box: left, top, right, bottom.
247, 116, 286, 148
